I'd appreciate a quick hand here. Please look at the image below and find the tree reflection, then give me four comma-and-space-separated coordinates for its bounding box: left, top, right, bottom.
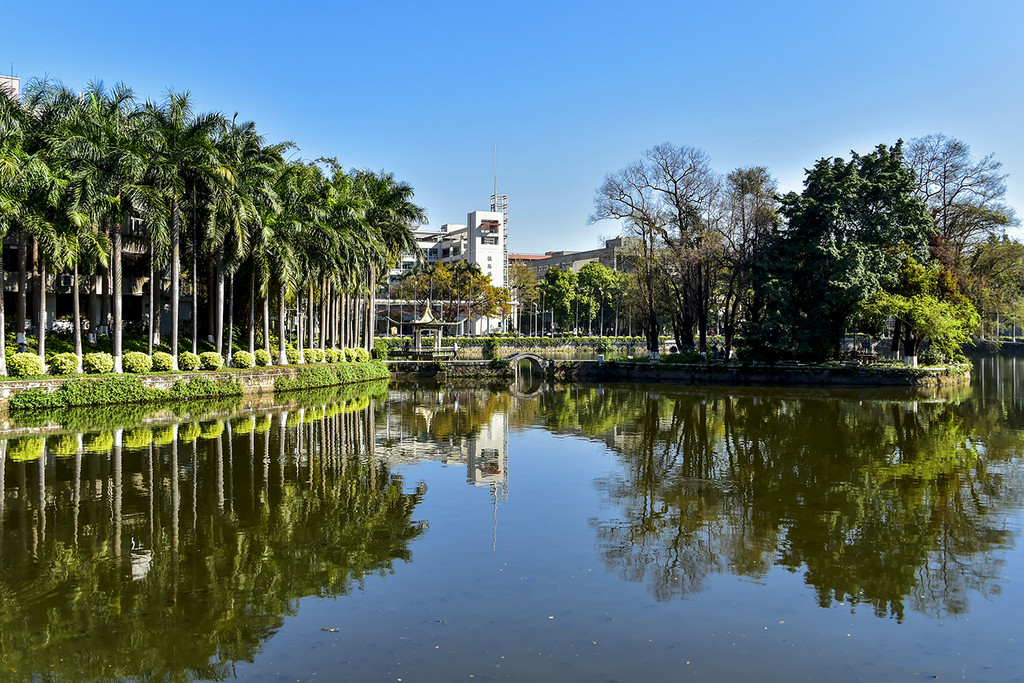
0, 388, 425, 680
564, 385, 1024, 620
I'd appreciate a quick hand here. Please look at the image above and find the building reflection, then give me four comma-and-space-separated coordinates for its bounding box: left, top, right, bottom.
377, 384, 511, 498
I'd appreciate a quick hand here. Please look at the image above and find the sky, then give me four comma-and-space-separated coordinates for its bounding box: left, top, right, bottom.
4, 0, 1022, 254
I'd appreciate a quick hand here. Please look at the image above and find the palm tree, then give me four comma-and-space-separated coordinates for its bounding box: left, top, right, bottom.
354, 170, 426, 350
146, 93, 225, 368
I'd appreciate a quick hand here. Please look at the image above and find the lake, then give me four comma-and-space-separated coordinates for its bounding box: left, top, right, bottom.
1, 359, 1023, 681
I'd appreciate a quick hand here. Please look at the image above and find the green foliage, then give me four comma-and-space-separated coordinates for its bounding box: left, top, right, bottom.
83, 431, 114, 453
254, 349, 272, 366
123, 351, 153, 373
49, 352, 79, 375
232, 350, 256, 369
326, 347, 342, 362
7, 437, 45, 461
199, 352, 224, 371
9, 352, 45, 377
48, 434, 80, 456
490, 357, 510, 369
285, 348, 300, 365
123, 428, 153, 450
8, 375, 243, 412
343, 347, 356, 362
307, 348, 325, 362
660, 350, 705, 364
482, 337, 500, 359
746, 142, 934, 361
353, 347, 369, 362
372, 339, 391, 360
178, 352, 201, 371
274, 360, 389, 394
83, 352, 114, 374
152, 352, 174, 371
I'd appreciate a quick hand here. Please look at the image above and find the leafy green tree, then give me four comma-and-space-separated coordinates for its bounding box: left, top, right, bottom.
540, 267, 578, 331
745, 142, 933, 360
863, 256, 978, 362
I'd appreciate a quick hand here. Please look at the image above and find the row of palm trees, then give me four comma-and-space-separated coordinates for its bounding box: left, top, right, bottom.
0, 78, 425, 375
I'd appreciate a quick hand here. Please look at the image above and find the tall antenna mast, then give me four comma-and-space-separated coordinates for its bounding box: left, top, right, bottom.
493, 144, 497, 199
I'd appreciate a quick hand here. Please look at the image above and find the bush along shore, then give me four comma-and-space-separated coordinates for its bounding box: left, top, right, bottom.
4, 358, 389, 412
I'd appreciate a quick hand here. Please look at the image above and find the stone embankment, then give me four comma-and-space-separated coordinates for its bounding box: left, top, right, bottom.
389, 358, 970, 387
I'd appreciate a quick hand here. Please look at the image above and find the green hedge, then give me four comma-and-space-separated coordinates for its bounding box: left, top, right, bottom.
83, 352, 114, 374
232, 350, 255, 368
49, 353, 79, 376
9, 353, 45, 377
8, 375, 244, 411
123, 351, 153, 373
254, 349, 272, 366
152, 352, 174, 371
199, 352, 224, 371
178, 351, 200, 371
273, 360, 389, 394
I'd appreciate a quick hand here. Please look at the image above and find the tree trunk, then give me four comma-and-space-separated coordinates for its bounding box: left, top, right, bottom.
248, 269, 256, 354
73, 263, 83, 373
277, 282, 287, 365
226, 274, 234, 364
307, 283, 314, 356
263, 293, 271, 356
36, 242, 45, 360
296, 291, 304, 363
147, 237, 154, 355
17, 231, 26, 338
214, 252, 225, 355
112, 213, 125, 373
319, 280, 328, 352
171, 199, 181, 369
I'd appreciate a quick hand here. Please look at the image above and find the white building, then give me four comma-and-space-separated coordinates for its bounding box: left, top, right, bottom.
384, 209, 508, 335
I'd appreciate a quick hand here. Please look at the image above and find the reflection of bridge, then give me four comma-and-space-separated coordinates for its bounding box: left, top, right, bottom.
504, 352, 554, 377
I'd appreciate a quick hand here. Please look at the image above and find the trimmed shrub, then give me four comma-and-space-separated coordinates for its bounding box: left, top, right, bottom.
199, 352, 224, 371
254, 349, 272, 366
232, 350, 255, 368
9, 353, 45, 377
83, 352, 114, 374
285, 347, 300, 365
482, 337, 500, 359
324, 348, 339, 363
371, 338, 391, 360
123, 351, 153, 374
343, 347, 356, 362
49, 352, 79, 376
354, 347, 369, 362
178, 351, 201, 371
152, 352, 174, 371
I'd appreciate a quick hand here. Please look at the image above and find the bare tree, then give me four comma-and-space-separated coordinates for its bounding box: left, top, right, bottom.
905, 135, 1016, 257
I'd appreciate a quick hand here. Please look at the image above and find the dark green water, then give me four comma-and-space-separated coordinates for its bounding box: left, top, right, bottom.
1, 361, 1023, 681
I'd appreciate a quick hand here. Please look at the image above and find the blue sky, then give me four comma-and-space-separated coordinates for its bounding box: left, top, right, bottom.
5, 0, 1022, 253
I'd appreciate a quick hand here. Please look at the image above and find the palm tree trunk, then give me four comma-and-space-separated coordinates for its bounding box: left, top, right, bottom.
147, 236, 155, 356
297, 291, 304, 363
215, 253, 225, 355
112, 214, 125, 373
171, 199, 181, 369
226, 274, 234, 364
307, 283, 314, 357
36, 243, 45, 360
320, 281, 328, 352
263, 293, 271, 356
277, 282, 287, 365
153, 270, 162, 348
248, 269, 256, 354
0, 272, 6, 375
73, 263, 83, 373
16, 232, 26, 339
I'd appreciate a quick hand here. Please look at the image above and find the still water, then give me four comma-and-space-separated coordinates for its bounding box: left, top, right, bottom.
1, 360, 1023, 681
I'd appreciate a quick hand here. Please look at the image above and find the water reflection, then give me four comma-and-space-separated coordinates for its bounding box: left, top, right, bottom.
2, 361, 1024, 679
0, 383, 426, 680
541, 383, 1024, 621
